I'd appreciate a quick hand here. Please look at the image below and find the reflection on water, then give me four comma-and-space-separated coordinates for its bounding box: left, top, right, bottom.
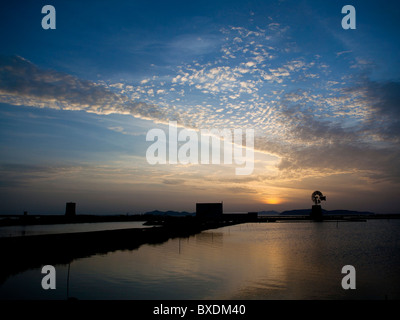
0, 221, 150, 238
0, 220, 399, 300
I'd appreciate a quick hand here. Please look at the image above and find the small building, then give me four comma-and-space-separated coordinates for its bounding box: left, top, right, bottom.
196, 203, 257, 222
65, 202, 76, 217
196, 203, 223, 219
247, 212, 258, 220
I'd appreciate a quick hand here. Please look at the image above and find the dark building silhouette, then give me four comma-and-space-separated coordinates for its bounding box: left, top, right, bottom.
196, 202, 257, 222
65, 202, 76, 217
246, 212, 258, 220
196, 203, 223, 219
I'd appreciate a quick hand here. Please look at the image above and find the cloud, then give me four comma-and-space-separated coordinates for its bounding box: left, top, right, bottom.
0, 163, 82, 188
168, 34, 221, 57
256, 78, 400, 183
336, 50, 352, 57
344, 79, 400, 140
1, 22, 399, 187
226, 186, 257, 194
107, 126, 126, 134
0, 55, 180, 123
162, 179, 185, 185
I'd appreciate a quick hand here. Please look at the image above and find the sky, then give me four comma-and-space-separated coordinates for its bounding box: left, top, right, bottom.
0, 0, 399, 215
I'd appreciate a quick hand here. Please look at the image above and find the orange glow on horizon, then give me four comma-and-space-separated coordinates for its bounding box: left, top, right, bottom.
263, 197, 283, 205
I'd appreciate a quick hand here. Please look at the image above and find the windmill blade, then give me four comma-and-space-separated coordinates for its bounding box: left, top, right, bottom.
311, 191, 326, 205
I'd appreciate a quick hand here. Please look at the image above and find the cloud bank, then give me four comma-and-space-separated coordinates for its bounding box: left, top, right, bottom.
0, 55, 180, 122
1, 21, 399, 185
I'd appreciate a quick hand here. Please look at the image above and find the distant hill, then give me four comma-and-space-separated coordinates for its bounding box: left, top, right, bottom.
142, 209, 376, 217
144, 210, 195, 217
280, 209, 311, 215
280, 209, 375, 216
258, 210, 280, 216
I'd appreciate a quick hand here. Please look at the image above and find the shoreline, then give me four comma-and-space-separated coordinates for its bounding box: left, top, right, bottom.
0, 218, 240, 285
1, 212, 399, 227
1, 214, 399, 284
0, 214, 155, 227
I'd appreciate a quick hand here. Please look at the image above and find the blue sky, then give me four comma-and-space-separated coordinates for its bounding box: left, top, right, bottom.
0, 0, 399, 214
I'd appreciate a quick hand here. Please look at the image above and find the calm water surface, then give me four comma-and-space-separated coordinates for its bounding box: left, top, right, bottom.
0, 221, 150, 238
1, 219, 399, 300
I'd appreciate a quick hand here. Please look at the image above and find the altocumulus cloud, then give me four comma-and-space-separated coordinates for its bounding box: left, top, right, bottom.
262, 77, 400, 182
0, 55, 180, 122
1, 53, 399, 185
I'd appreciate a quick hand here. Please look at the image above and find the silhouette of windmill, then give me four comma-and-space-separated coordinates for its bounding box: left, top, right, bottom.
310, 191, 326, 221
311, 191, 326, 205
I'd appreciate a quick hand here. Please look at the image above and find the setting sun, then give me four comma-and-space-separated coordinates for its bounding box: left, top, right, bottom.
263, 197, 283, 205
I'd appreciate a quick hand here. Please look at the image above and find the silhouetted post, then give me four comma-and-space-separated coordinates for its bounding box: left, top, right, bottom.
65, 202, 76, 217
67, 263, 71, 299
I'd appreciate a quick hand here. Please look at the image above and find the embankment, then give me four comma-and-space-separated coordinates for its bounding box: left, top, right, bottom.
0, 218, 238, 284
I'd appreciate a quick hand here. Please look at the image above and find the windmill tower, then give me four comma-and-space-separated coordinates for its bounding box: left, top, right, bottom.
65, 202, 76, 217
310, 191, 326, 221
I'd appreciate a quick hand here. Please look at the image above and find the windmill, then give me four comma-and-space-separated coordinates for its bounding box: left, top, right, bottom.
310, 191, 326, 221
311, 191, 326, 205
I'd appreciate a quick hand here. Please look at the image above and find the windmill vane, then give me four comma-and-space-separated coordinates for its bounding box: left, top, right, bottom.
311, 191, 326, 205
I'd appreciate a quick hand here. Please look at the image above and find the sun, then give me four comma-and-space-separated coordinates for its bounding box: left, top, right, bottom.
263, 197, 283, 205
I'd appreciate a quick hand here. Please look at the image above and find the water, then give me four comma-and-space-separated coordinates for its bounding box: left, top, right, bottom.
0, 219, 399, 300
0, 221, 151, 238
